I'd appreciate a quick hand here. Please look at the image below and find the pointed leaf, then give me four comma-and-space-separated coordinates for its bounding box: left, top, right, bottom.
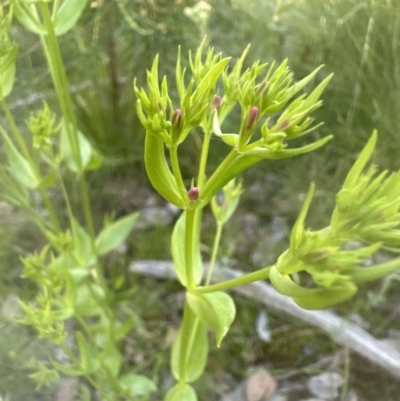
350, 256, 400, 283
290, 183, 315, 250
0, 59, 16, 100
95, 212, 139, 256
12, 2, 48, 35
51, 360, 83, 377
187, 291, 235, 347
171, 303, 208, 383
2, 132, 39, 189
60, 123, 93, 173
144, 132, 188, 209
287, 65, 324, 98
71, 217, 96, 268
76, 331, 91, 372
54, 0, 89, 35
342, 130, 377, 190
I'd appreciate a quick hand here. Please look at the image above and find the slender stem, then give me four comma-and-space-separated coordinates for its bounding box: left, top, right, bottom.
192, 265, 272, 294
184, 316, 200, 369
205, 221, 223, 286
200, 149, 238, 202
169, 145, 187, 199
39, 3, 95, 240
185, 208, 196, 290
197, 127, 212, 188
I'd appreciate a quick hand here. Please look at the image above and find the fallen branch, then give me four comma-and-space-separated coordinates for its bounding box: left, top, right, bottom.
129, 260, 400, 379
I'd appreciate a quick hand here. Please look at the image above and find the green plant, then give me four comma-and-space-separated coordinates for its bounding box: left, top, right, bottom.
135, 39, 400, 400
2, 2, 400, 401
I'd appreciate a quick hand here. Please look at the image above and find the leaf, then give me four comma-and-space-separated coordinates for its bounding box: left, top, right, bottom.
102, 348, 123, 377
76, 331, 91, 372
71, 217, 96, 269
0, 58, 16, 100
269, 266, 321, 297
2, 133, 39, 189
290, 183, 315, 250
12, 2, 48, 35
115, 316, 136, 341
95, 212, 139, 256
54, 0, 89, 35
269, 267, 358, 309
120, 373, 156, 398
74, 283, 104, 316
51, 360, 83, 377
342, 130, 377, 190
171, 303, 208, 383
187, 291, 236, 347
350, 256, 400, 283
144, 132, 188, 209
60, 122, 94, 173
293, 282, 357, 310
165, 384, 197, 401
287, 65, 324, 98
171, 211, 203, 286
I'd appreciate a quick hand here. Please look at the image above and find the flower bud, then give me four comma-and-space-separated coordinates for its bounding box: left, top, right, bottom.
188, 187, 199, 201
212, 95, 222, 111
246, 106, 259, 130
171, 109, 183, 131
277, 119, 291, 131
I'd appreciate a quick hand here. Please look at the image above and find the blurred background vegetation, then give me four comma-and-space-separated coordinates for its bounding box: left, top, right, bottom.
2, 0, 400, 400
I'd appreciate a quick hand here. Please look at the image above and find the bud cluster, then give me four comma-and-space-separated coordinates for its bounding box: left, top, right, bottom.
270, 133, 400, 309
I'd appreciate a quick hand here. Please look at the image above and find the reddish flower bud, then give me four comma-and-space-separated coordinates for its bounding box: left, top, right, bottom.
187, 187, 199, 201
171, 109, 183, 130
246, 106, 259, 130
212, 95, 222, 111
278, 119, 291, 131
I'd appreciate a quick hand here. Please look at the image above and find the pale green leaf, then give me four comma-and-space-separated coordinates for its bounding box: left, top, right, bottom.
120, 374, 156, 398
0, 56, 17, 100
2, 133, 39, 189
12, 2, 47, 35
71, 217, 96, 269
95, 212, 139, 256
54, 0, 89, 35
290, 183, 315, 250
102, 348, 122, 377
342, 130, 378, 190
187, 292, 235, 347
51, 360, 83, 377
171, 303, 208, 383
60, 122, 93, 173
165, 384, 197, 401
76, 331, 91, 372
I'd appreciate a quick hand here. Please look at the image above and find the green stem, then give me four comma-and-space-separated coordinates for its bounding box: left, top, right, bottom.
197, 127, 212, 188
192, 265, 272, 294
200, 149, 238, 202
185, 208, 196, 290
170, 145, 187, 200
205, 221, 223, 286
39, 3, 95, 240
